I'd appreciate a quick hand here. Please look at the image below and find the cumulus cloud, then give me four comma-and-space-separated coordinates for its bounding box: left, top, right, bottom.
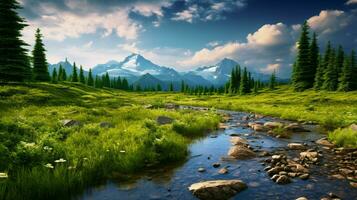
20, 0, 173, 41
179, 9, 357, 78
307, 10, 350, 35
260, 63, 281, 73
247, 23, 291, 46
22, 8, 141, 41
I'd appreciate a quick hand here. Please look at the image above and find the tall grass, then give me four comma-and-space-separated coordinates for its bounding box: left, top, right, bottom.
0, 83, 220, 199
328, 127, 357, 148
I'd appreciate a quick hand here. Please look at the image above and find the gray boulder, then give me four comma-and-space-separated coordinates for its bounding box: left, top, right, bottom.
188, 180, 247, 200
157, 116, 174, 125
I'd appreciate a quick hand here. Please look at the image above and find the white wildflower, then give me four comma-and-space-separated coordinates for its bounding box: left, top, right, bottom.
44, 163, 54, 169
54, 158, 67, 163
0, 172, 8, 178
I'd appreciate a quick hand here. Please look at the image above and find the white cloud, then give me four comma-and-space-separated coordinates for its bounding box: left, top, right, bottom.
307, 10, 350, 35
260, 63, 281, 73
179, 22, 293, 68
171, 5, 199, 23
247, 23, 290, 46
346, 0, 357, 5
23, 8, 141, 42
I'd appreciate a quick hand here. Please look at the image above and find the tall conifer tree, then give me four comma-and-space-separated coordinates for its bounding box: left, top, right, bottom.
293, 21, 311, 91
71, 62, 78, 82
322, 49, 338, 91
58, 65, 63, 81
314, 55, 324, 90
338, 56, 353, 91
32, 28, 50, 81
51, 68, 57, 83
87, 68, 94, 86
0, 0, 31, 82
239, 67, 250, 95
309, 32, 319, 84
336, 45, 344, 77
79, 65, 85, 84
350, 50, 357, 90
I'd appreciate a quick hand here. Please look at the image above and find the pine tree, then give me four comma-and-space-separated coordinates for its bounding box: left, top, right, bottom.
116, 76, 122, 89
62, 68, 67, 81
314, 55, 324, 90
122, 78, 129, 90
338, 56, 353, 91
32, 28, 50, 81
169, 82, 174, 92
309, 32, 319, 84
87, 68, 94, 86
322, 49, 338, 91
51, 68, 57, 84
0, 0, 32, 82
180, 80, 185, 93
103, 72, 110, 87
269, 70, 277, 90
95, 76, 102, 88
79, 65, 85, 84
71, 62, 78, 82
239, 67, 250, 95
336, 45, 344, 77
292, 21, 312, 91
157, 83, 162, 91
58, 65, 63, 81
350, 50, 357, 90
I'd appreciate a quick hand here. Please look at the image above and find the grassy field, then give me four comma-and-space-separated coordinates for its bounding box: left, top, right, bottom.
0, 83, 356, 199
0, 83, 220, 200
125, 86, 357, 147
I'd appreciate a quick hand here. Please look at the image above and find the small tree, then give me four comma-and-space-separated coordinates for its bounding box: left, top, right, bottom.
71, 62, 78, 82
79, 65, 85, 84
169, 82, 174, 92
180, 80, 185, 93
269, 70, 277, 90
239, 67, 250, 95
32, 28, 50, 81
157, 83, 162, 91
62, 68, 67, 81
87, 68, 94, 86
58, 65, 63, 81
338, 56, 353, 91
322, 49, 338, 91
51, 68, 57, 84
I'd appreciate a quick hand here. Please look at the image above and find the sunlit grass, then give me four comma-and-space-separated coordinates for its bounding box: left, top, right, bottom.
0, 82, 220, 199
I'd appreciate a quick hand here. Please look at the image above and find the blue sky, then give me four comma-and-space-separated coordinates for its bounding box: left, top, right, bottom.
19, 0, 357, 78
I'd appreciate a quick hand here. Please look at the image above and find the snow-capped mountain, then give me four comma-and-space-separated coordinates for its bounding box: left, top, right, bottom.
49, 54, 278, 88
92, 54, 182, 82
191, 58, 271, 85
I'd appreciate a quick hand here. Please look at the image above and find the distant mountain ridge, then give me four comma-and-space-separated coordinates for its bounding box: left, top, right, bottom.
49, 54, 279, 88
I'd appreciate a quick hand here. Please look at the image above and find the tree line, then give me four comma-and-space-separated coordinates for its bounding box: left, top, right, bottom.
292, 21, 357, 92
51, 63, 130, 90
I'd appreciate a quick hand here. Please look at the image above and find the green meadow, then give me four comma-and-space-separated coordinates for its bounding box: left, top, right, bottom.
0, 83, 220, 200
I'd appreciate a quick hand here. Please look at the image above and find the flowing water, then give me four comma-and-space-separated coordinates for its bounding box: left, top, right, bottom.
80, 109, 357, 200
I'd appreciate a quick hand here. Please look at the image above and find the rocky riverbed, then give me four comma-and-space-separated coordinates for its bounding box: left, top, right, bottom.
80, 107, 357, 200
